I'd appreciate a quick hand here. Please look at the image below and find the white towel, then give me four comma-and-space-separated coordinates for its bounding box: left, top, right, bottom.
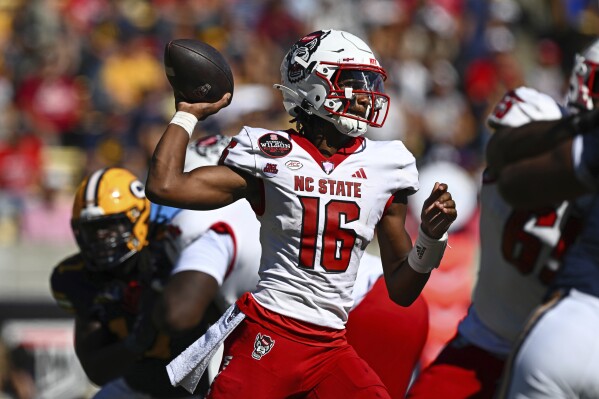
166, 304, 246, 394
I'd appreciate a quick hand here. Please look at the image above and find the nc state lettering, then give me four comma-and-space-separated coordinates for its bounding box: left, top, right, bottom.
294, 176, 362, 198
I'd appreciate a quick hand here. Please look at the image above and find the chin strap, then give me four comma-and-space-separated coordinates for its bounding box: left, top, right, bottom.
336, 116, 367, 137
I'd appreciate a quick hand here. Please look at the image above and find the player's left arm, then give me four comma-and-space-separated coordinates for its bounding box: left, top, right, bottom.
153, 271, 219, 334
486, 119, 577, 177
153, 226, 232, 334
498, 134, 598, 209
377, 183, 456, 306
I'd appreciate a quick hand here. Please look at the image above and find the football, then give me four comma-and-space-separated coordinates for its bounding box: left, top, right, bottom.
164, 39, 234, 103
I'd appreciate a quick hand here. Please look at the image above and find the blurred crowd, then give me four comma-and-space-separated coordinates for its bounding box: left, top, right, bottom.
0, 1, 598, 398
0, 0, 598, 243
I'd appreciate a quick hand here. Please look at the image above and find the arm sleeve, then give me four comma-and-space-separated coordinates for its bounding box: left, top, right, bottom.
171, 228, 235, 286
397, 151, 419, 195
219, 127, 260, 177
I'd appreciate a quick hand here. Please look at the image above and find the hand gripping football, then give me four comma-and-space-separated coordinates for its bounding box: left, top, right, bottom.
164, 39, 234, 103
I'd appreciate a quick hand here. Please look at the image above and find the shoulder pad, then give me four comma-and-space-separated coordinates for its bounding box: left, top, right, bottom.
487, 87, 563, 128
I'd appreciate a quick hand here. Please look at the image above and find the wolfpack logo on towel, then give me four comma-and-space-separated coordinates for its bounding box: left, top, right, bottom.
258, 133, 292, 157
226, 306, 240, 323
252, 333, 275, 360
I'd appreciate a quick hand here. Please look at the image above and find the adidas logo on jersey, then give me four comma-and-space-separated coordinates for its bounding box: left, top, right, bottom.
416, 245, 426, 259
352, 168, 367, 179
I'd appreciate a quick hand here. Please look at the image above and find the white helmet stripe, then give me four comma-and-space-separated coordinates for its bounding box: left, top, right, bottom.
85, 168, 108, 208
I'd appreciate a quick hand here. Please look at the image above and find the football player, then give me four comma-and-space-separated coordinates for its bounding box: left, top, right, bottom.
164, 135, 431, 399
50, 167, 209, 399
147, 29, 456, 398
406, 40, 599, 399
493, 39, 599, 398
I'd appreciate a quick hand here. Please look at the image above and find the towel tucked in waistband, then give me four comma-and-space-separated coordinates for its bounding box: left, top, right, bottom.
166, 304, 245, 394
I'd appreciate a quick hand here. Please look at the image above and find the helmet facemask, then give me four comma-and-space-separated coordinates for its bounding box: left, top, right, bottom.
72, 213, 138, 271
71, 168, 150, 273
275, 30, 390, 137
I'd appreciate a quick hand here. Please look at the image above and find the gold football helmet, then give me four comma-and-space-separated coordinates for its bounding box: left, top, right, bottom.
71, 168, 150, 271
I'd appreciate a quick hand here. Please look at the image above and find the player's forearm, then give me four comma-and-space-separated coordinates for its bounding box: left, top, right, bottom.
378, 234, 429, 306
487, 109, 599, 175
146, 124, 190, 206
486, 119, 576, 175
498, 141, 589, 209
384, 260, 430, 306
154, 271, 219, 334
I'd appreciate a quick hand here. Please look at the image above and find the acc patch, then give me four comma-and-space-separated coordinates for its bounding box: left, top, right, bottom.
258, 133, 292, 158
285, 160, 303, 170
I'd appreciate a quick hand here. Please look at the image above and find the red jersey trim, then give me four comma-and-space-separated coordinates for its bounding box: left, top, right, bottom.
287, 129, 365, 173
235, 292, 347, 346
383, 194, 395, 216
209, 222, 237, 280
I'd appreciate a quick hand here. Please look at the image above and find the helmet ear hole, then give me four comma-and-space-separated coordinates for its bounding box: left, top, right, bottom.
304, 85, 327, 109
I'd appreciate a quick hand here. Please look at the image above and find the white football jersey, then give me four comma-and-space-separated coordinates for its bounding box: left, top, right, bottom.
459, 87, 580, 355
169, 201, 262, 313
221, 126, 418, 329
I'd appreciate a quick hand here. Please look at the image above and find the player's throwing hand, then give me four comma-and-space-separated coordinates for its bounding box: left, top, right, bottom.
177, 93, 232, 121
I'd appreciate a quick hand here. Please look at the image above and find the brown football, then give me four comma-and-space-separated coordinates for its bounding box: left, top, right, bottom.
164, 39, 234, 103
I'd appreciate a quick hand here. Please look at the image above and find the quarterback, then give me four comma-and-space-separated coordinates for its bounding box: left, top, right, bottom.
147, 29, 456, 398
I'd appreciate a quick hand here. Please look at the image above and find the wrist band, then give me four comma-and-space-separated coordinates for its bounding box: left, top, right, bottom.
169, 111, 198, 138
408, 226, 448, 274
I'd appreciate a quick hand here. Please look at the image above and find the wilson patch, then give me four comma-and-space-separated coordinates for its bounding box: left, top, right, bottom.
258, 134, 292, 158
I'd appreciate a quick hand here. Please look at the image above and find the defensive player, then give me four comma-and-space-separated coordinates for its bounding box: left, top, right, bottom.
50, 167, 213, 399
494, 39, 599, 398
147, 29, 456, 398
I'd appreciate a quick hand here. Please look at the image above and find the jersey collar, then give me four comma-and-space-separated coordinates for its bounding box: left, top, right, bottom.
286, 129, 365, 174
